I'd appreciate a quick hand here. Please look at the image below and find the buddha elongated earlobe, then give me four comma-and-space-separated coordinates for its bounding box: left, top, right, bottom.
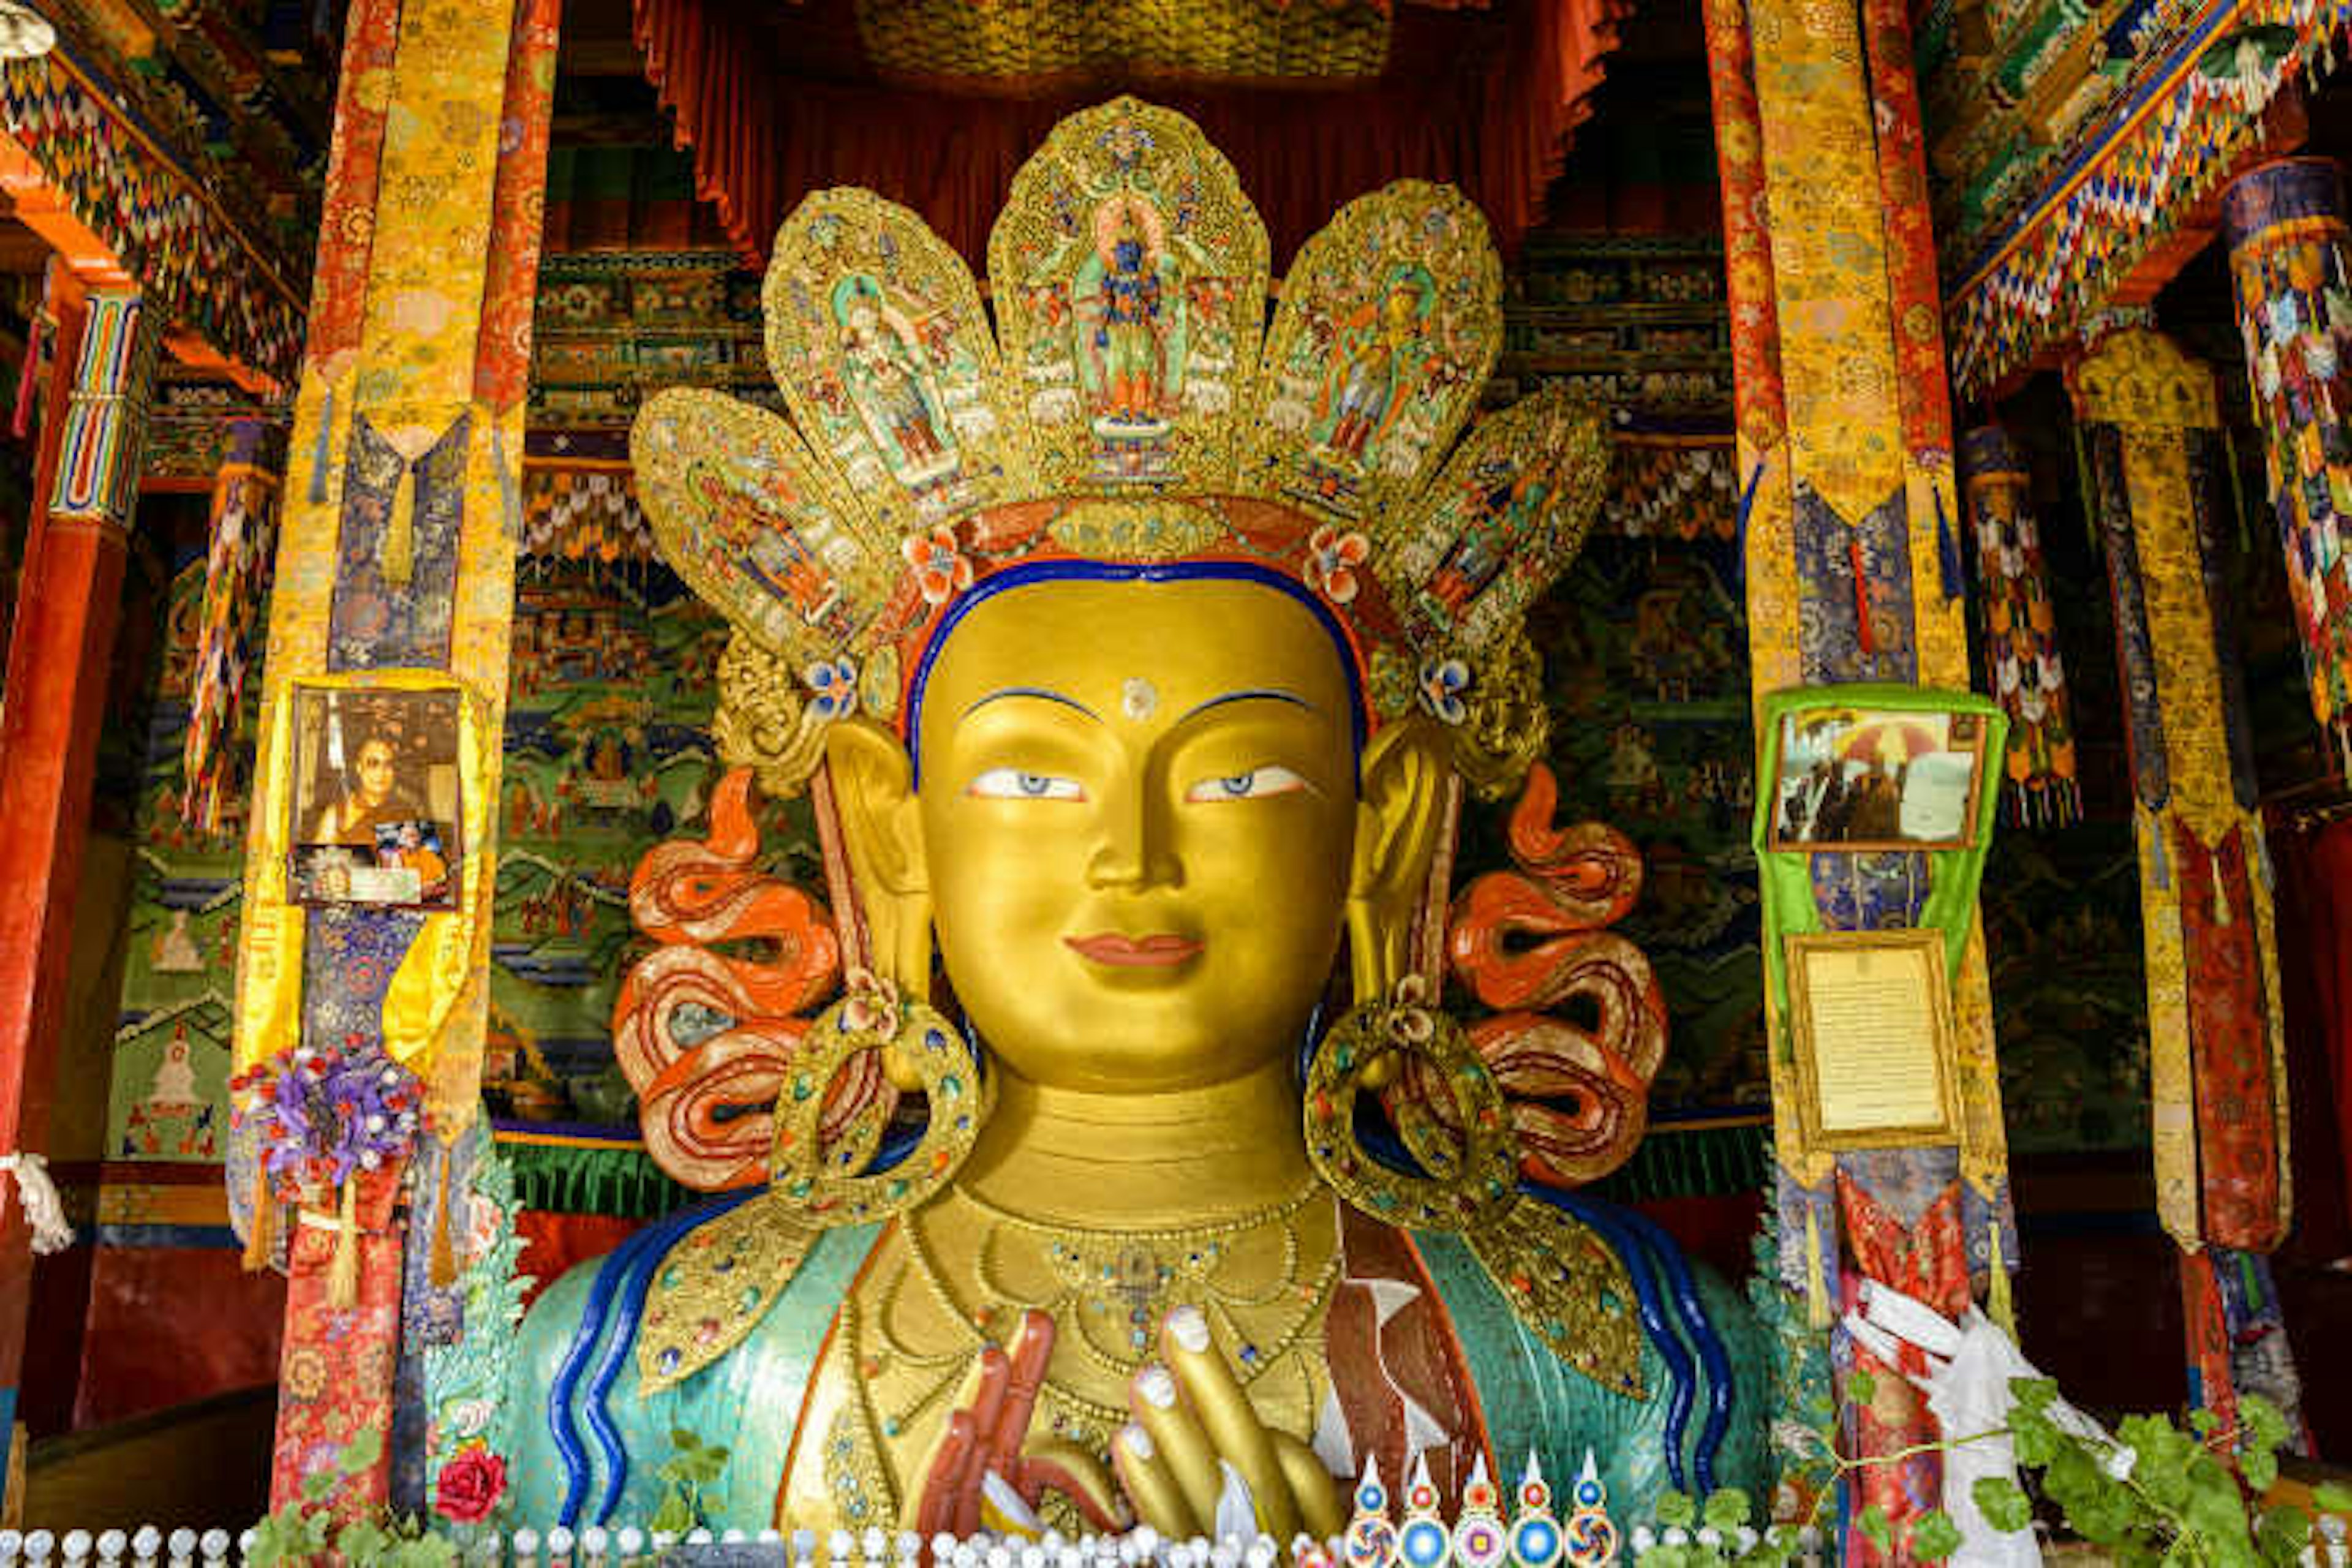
1345, 716, 1453, 1006
823, 717, 935, 1007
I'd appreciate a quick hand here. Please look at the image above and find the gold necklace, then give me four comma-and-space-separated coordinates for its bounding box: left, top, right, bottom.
876, 1178, 1343, 1436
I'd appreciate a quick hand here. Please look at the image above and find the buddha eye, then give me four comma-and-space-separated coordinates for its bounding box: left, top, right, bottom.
968, 767, 1085, 801
1184, 764, 1308, 803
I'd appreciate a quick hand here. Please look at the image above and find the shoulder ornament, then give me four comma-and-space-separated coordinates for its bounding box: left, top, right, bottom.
638, 1191, 826, 1393
1465, 1195, 1646, 1400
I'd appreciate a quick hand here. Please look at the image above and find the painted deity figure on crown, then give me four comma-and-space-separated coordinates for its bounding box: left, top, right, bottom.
502, 99, 1768, 1538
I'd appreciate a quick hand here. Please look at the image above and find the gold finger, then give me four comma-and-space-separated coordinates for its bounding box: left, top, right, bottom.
1161, 1306, 1299, 1540
1272, 1433, 1344, 1540
1131, 1361, 1224, 1529
1112, 1420, 1200, 1539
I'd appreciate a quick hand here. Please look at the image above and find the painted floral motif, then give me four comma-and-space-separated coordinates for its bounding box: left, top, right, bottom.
434, 1446, 508, 1525
902, 526, 973, 605
1306, 525, 1371, 604
803, 658, 860, 721
1419, 656, 1471, 725
839, 967, 903, 1037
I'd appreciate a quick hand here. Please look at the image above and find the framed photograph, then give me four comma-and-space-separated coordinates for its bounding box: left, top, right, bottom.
288, 685, 463, 911
1767, 706, 1988, 853
1785, 930, 1961, 1151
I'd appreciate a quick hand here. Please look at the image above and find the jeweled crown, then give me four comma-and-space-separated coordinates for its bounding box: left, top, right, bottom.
632, 96, 1608, 788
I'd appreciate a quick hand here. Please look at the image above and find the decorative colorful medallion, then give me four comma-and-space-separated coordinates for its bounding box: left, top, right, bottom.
1243, 183, 1502, 530
1509, 1452, 1564, 1568
1561, 1451, 1618, 1568
766, 187, 1028, 532
1343, 1459, 1400, 1568
1450, 1455, 1510, 1568
1396, 1455, 1451, 1568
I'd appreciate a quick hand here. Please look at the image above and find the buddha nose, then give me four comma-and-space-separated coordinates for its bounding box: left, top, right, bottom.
1085, 785, 1183, 891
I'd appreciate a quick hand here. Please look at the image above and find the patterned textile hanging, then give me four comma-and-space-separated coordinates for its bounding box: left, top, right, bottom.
181, 420, 284, 832
1959, 424, 2079, 827
2220, 159, 2352, 784
519, 457, 653, 562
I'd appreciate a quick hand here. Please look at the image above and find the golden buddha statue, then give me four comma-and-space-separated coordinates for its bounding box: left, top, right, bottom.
500, 98, 1768, 1538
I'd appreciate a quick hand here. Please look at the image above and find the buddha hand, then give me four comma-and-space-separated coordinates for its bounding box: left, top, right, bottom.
913, 1306, 1345, 1543
1114, 1306, 1345, 1544
914, 1310, 1129, 1537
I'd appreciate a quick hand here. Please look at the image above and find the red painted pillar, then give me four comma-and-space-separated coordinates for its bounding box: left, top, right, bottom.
0, 283, 160, 1499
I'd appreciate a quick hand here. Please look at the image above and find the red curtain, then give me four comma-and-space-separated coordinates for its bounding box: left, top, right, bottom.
514, 1210, 649, 1308
2275, 815, 2352, 1256
633, 0, 1626, 268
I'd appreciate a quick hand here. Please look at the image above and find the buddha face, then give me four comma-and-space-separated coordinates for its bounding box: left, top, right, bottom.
914, 578, 1359, 1093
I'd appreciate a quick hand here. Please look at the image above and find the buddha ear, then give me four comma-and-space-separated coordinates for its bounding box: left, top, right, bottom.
1346, 715, 1452, 1001
821, 717, 933, 994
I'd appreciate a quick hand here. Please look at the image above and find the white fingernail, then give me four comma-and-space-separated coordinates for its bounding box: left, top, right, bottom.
1136, 1364, 1178, 1408
1121, 1423, 1156, 1459
1166, 1305, 1210, 1352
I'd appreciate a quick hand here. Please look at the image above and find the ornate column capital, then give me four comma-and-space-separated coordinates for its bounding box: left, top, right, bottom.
48, 288, 162, 535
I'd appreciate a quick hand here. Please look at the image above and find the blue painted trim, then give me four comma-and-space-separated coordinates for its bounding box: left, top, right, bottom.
960, 687, 1102, 722
0, 1384, 15, 1514
549, 1221, 663, 1526
1529, 1186, 1695, 1494
582, 1238, 662, 1525
574, 1191, 761, 1527
92, 1224, 241, 1250
1608, 1199, 1736, 1493
903, 559, 1370, 789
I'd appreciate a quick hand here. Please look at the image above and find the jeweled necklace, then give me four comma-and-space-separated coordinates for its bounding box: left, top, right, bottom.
873, 1175, 1343, 1436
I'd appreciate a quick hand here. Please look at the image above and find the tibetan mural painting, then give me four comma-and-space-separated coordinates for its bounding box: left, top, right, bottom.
1518, 533, 1766, 1110
489, 539, 822, 1127
107, 503, 256, 1163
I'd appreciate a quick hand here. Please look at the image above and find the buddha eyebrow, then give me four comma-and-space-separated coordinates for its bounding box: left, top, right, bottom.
960, 686, 1101, 722
1178, 688, 1319, 722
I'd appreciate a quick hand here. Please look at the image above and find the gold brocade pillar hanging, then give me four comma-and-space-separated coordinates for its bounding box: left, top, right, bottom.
227, 0, 562, 1519
1715, 0, 2009, 1223
2067, 328, 2304, 1441
1706, 0, 2015, 1545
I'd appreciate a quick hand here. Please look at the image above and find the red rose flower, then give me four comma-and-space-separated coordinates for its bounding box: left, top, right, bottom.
434, 1447, 507, 1525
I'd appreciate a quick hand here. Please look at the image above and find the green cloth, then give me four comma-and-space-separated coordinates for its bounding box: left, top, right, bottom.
1746, 684, 2008, 1033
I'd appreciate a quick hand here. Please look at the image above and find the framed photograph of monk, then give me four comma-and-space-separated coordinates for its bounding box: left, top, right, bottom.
1767, 706, 1989, 853
287, 685, 463, 910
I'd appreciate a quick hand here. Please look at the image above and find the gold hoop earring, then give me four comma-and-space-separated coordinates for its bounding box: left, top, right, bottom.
771, 969, 986, 1226
1303, 976, 1516, 1231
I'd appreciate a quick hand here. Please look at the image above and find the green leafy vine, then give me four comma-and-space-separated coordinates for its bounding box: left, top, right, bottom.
1634, 1377, 2352, 1568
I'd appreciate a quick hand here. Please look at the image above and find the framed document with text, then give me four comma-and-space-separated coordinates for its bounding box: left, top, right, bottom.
1785, 929, 1961, 1150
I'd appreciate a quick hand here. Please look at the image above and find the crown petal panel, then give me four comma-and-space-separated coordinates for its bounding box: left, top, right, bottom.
763, 187, 1030, 534
1239, 181, 1504, 531
1389, 387, 1611, 657
987, 97, 1272, 496
631, 387, 905, 673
